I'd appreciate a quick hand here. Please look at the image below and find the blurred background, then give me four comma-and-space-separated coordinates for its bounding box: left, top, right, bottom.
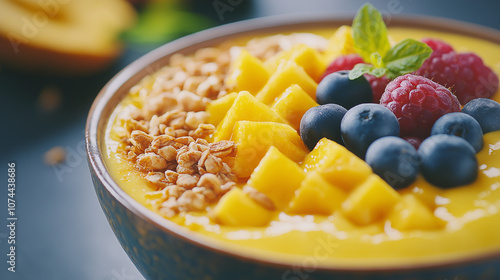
0, 0, 499, 279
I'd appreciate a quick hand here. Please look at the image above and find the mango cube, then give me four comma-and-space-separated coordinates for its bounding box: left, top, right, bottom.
287, 171, 347, 215
214, 91, 286, 141
301, 138, 372, 191
342, 175, 401, 226
247, 146, 306, 210
399, 184, 440, 208
271, 84, 318, 131
207, 92, 238, 126
264, 44, 327, 82
324, 25, 356, 62
388, 194, 443, 231
231, 121, 308, 178
212, 188, 273, 227
226, 49, 270, 94
256, 61, 317, 105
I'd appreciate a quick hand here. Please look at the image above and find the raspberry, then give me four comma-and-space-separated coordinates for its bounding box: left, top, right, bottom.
321, 54, 390, 103
380, 74, 461, 139
365, 74, 391, 103
321, 54, 364, 80
421, 38, 454, 54
403, 136, 422, 150
415, 41, 499, 104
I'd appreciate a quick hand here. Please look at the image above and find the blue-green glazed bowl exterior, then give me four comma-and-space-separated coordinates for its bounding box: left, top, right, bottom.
86, 15, 500, 280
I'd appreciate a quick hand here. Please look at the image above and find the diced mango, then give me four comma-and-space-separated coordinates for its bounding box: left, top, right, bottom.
329, 212, 357, 231
301, 138, 372, 191
207, 92, 238, 126
324, 25, 356, 62
214, 91, 286, 141
226, 49, 270, 94
388, 194, 444, 231
399, 184, 441, 208
342, 174, 401, 226
287, 171, 347, 215
271, 84, 318, 131
231, 121, 308, 178
264, 44, 327, 82
247, 146, 306, 210
256, 61, 317, 105
212, 188, 273, 227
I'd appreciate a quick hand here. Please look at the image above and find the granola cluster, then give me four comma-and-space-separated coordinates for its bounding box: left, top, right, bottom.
113, 45, 242, 217
138, 135, 238, 217
113, 34, 320, 217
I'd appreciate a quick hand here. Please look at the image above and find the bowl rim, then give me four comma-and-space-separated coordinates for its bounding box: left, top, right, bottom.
86, 13, 500, 273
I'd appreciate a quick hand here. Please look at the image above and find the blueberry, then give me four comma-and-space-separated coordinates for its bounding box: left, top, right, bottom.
341, 104, 400, 159
418, 134, 478, 189
431, 112, 483, 152
366, 136, 420, 190
462, 98, 500, 133
300, 104, 347, 150
316, 70, 373, 109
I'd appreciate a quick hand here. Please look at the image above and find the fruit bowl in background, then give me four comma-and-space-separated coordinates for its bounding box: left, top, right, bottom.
0, 0, 136, 75
86, 15, 500, 280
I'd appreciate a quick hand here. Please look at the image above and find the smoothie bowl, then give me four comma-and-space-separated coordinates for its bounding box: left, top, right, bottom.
86, 6, 500, 280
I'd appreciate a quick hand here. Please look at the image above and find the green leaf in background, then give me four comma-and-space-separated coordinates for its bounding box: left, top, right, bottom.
383, 39, 433, 79
352, 3, 391, 63
122, 1, 214, 46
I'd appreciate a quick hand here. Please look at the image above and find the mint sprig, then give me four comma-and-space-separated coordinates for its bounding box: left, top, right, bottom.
349, 4, 432, 80
352, 4, 390, 62
349, 64, 387, 79
384, 39, 433, 78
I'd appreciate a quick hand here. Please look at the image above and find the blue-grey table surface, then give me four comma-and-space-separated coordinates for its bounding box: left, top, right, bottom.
1, 1, 499, 279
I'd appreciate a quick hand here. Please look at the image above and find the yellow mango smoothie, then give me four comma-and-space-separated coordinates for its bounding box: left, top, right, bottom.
104, 21, 500, 268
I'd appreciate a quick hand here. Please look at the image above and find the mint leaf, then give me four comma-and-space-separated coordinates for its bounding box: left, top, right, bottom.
370, 67, 388, 77
383, 39, 433, 79
370, 52, 384, 68
349, 64, 373, 79
349, 64, 387, 79
352, 3, 391, 63
348, 5, 432, 81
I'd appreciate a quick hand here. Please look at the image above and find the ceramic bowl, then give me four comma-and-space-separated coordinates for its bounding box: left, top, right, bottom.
86, 15, 500, 280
